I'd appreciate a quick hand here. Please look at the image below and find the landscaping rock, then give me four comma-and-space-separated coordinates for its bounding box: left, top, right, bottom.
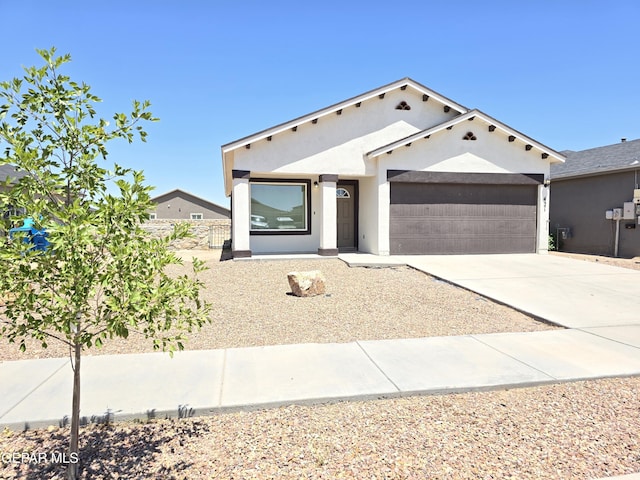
287, 270, 326, 297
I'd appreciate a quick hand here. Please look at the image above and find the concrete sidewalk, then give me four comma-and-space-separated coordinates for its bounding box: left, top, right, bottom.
2, 327, 640, 431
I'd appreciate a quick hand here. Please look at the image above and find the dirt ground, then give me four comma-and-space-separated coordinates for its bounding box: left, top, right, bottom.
550, 250, 640, 270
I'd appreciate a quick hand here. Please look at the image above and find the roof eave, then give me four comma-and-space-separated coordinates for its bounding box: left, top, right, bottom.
552, 164, 640, 181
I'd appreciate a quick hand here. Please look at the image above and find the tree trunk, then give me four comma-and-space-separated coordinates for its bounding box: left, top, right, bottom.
67, 340, 81, 480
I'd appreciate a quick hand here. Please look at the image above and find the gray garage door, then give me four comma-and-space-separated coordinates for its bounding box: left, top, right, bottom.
390, 182, 538, 254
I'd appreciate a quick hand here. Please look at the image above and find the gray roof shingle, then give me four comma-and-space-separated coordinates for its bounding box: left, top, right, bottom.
551, 138, 640, 179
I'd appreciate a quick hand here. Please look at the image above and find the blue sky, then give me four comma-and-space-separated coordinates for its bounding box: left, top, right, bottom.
1, 1, 639, 208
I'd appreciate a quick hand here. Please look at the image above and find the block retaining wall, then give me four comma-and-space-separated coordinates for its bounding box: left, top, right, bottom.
142, 219, 231, 250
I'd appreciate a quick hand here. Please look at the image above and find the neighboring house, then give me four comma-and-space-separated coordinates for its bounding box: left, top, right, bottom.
150, 189, 230, 220
550, 139, 640, 258
0, 164, 28, 219
0, 164, 28, 185
221, 77, 565, 258
146, 189, 231, 249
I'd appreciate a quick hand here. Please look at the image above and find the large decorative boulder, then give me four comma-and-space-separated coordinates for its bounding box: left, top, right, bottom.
287, 270, 326, 297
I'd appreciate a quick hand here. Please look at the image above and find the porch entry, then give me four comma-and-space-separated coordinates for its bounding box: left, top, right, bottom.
336, 180, 358, 251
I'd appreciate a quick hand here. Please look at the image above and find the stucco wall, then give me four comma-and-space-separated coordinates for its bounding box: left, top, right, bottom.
550, 171, 640, 257
232, 88, 458, 177
357, 176, 379, 254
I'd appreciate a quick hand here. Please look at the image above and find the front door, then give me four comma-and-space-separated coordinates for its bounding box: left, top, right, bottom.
336, 181, 357, 251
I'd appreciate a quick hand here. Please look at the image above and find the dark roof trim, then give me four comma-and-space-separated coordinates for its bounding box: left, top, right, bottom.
387, 170, 544, 185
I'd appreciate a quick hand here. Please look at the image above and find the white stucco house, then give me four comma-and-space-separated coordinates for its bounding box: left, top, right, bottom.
221, 78, 565, 258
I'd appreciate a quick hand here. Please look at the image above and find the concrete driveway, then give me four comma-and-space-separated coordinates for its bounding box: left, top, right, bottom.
342, 253, 640, 330
405, 254, 640, 329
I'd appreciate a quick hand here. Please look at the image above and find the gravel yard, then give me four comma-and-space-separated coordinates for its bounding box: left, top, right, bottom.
2, 251, 639, 478
1, 376, 639, 479
0, 252, 556, 362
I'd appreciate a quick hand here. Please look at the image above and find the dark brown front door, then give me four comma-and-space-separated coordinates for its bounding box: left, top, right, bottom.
337, 182, 357, 251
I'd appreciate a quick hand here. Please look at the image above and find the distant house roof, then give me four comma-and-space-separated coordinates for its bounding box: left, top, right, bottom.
0, 164, 28, 184
551, 138, 640, 180
150, 189, 230, 216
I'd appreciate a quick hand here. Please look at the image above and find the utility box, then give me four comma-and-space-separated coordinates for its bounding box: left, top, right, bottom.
612, 208, 623, 220
623, 202, 635, 220
556, 227, 571, 240
634, 189, 640, 204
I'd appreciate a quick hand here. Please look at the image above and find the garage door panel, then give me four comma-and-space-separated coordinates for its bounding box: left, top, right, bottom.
389, 183, 538, 255
391, 216, 536, 237
390, 183, 537, 205
392, 236, 536, 254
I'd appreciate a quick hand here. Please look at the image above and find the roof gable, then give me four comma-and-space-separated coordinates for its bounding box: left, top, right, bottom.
221, 77, 468, 153
151, 189, 230, 215
366, 110, 565, 164
551, 138, 640, 179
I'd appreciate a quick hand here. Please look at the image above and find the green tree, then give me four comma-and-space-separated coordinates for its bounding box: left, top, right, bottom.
0, 48, 211, 480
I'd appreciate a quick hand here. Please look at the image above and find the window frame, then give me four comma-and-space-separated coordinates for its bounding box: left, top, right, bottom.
249, 178, 312, 235
190, 213, 204, 220
336, 187, 351, 198
148, 212, 157, 220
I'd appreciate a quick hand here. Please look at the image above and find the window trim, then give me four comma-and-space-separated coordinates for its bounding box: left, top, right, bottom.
190, 213, 204, 220
148, 212, 157, 220
249, 178, 312, 235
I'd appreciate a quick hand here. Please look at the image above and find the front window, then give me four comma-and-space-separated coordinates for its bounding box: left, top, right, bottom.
250, 180, 310, 234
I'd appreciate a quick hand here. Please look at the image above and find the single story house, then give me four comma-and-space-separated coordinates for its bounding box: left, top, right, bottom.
221, 78, 565, 258
150, 189, 230, 220
550, 138, 640, 258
